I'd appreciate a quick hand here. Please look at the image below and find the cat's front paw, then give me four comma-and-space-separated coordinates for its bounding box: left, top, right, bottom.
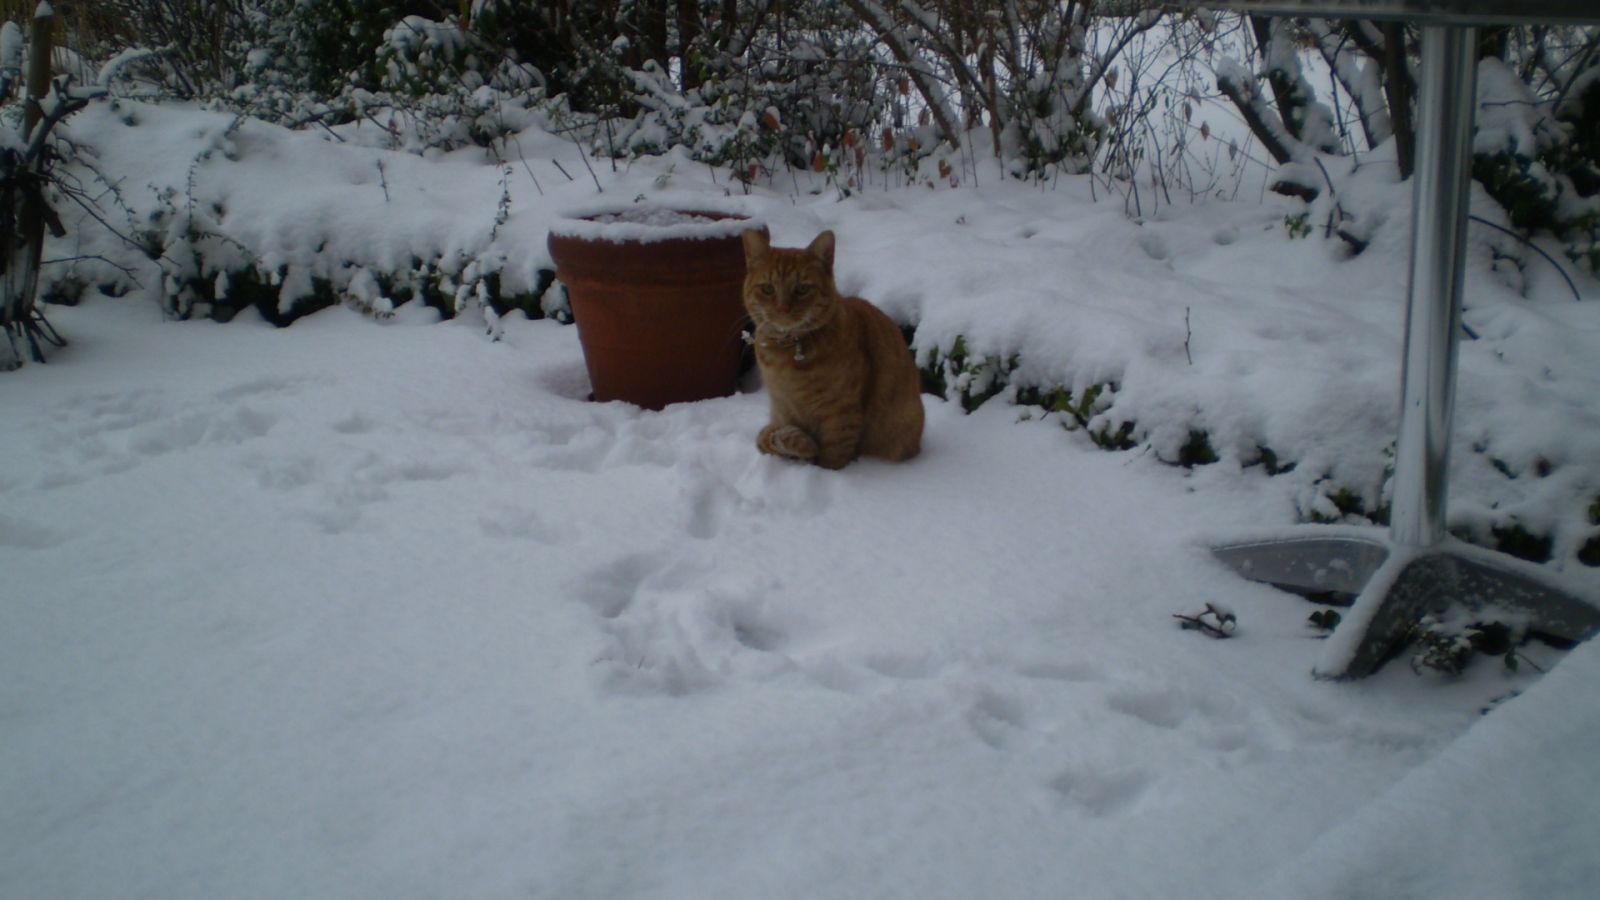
757, 424, 818, 462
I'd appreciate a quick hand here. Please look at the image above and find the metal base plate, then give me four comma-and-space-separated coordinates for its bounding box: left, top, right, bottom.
1214, 530, 1600, 678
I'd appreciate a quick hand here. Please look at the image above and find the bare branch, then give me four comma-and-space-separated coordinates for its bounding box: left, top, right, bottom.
840, 0, 964, 149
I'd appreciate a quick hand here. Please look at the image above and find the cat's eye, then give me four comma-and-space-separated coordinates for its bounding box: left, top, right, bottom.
794, 284, 813, 296
758, 283, 775, 297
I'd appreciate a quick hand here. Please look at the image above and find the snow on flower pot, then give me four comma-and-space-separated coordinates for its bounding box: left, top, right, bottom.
547, 200, 767, 410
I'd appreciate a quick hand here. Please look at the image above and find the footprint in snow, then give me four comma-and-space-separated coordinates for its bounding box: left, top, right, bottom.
34, 390, 165, 474
477, 505, 565, 545
683, 473, 739, 540
330, 413, 378, 435
297, 452, 459, 535
1017, 660, 1102, 684
34, 470, 89, 491
57, 388, 165, 437
604, 416, 685, 469
1137, 231, 1170, 261
525, 422, 613, 473
214, 375, 305, 402
0, 513, 70, 550
1101, 681, 1263, 759
306, 499, 373, 536
575, 552, 673, 620
677, 447, 835, 541
966, 689, 1030, 751
576, 553, 793, 696
860, 652, 943, 681
1105, 687, 1190, 730
127, 405, 279, 457
532, 360, 595, 404
245, 454, 319, 492
522, 412, 688, 474
1048, 767, 1154, 816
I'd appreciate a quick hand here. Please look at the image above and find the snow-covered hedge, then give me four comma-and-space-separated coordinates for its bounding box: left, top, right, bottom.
917, 331, 1599, 569
29, 89, 1597, 575
1472, 59, 1600, 277
44, 99, 568, 339
7, 4, 1596, 575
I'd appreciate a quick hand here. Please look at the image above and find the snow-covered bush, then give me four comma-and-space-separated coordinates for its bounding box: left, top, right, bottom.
1208, 18, 1600, 277
915, 325, 1600, 569
1214, 15, 1339, 171
355, 13, 550, 153
223, 5, 547, 153
1406, 612, 1551, 677
1, 15, 100, 369
236, 0, 436, 97
146, 236, 559, 330
919, 336, 1145, 455
542, 1, 888, 182
49, 0, 249, 96
1473, 58, 1600, 275
843, 0, 1115, 178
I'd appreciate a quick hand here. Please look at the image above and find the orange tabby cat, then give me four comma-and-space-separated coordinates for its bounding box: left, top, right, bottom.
741, 229, 924, 469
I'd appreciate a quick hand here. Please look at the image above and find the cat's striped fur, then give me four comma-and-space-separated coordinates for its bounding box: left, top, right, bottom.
742, 229, 924, 469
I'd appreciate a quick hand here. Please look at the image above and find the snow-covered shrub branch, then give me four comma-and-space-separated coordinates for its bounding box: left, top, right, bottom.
1205, 14, 1600, 273
41, 0, 253, 97
840, 0, 1127, 177
589, 3, 889, 181
914, 324, 1600, 572
36, 3, 1600, 274
1472, 54, 1600, 275
2, 12, 105, 370
1244, 15, 1339, 158
1305, 18, 1392, 153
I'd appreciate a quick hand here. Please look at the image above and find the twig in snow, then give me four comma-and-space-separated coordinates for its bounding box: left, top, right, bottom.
1184, 306, 1193, 365
1467, 214, 1582, 303
1311, 156, 1343, 238
40, 254, 140, 279
500, 133, 545, 196
565, 129, 604, 193
1175, 603, 1236, 638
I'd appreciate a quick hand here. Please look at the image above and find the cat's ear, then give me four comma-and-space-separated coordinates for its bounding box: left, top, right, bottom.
807, 230, 836, 269
742, 228, 770, 261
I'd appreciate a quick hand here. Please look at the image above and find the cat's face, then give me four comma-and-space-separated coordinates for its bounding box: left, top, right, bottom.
742, 230, 839, 336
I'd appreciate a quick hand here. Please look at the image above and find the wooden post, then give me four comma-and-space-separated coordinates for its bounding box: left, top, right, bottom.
1382, 22, 1416, 180
20, 2, 54, 291
23, 2, 51, 138
3, 3, 53, 367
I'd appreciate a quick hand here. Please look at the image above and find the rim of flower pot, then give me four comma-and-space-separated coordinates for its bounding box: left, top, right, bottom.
547, 195, 766, 245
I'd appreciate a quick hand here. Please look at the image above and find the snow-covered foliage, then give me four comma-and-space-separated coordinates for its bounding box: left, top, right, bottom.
1472, 57, 1600, 275
1209, 17, 1600, 274
6, 280, 1599, 898
1, 2, 1591, 564
841, 0, 1116, 178
3, 7, 1600, 895
29, 86, 1600, 576
592, 8, 890, 180
1, 13, 98, 369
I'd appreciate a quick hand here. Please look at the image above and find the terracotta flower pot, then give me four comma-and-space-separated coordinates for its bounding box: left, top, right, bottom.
547, 202, 767, 410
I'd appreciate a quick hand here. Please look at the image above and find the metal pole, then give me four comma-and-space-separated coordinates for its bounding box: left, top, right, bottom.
1390, 24, 1478, 548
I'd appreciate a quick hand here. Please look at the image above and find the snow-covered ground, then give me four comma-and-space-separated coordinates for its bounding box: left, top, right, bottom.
3, 96, 1599, 898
